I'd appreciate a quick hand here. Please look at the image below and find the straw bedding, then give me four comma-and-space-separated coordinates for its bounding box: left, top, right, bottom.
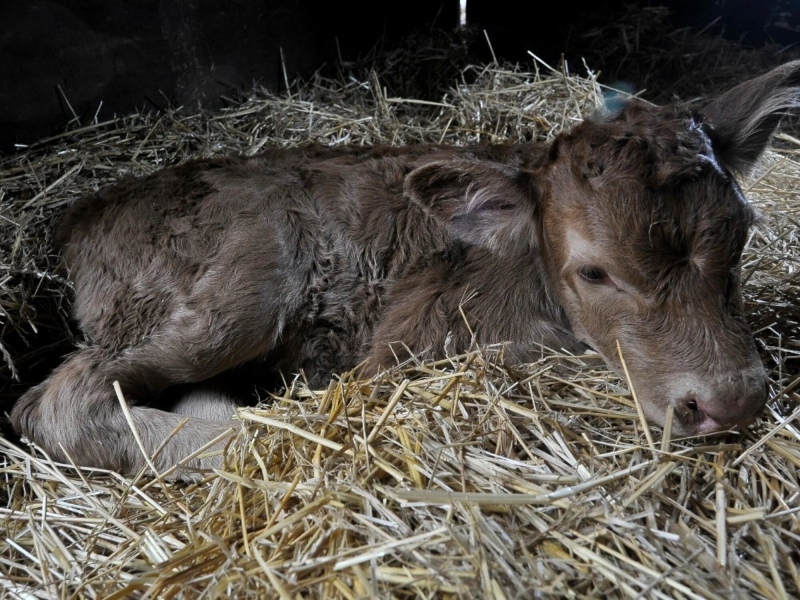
1, 36, 799, 600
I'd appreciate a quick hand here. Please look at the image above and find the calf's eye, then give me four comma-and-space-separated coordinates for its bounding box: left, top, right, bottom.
579, 266, 608, 284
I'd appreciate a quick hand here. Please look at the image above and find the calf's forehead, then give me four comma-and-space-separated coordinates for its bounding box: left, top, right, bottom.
587, 173, 754, 246
550, 103, 756, 252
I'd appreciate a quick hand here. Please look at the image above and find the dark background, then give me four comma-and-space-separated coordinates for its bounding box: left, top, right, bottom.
2, 0, 800, 155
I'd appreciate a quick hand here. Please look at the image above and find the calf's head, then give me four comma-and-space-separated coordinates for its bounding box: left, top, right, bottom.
542, 103, 764, 435
406, 62, 800, 435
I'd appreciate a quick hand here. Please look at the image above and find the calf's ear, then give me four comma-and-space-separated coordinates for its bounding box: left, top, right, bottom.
703, 60, 800, 174
404, 160, 541, 252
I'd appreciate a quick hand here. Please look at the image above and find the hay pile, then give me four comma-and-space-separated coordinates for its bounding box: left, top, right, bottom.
1, 54, 799, 598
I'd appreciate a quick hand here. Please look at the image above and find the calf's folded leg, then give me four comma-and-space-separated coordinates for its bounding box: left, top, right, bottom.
10, 348, 237, 478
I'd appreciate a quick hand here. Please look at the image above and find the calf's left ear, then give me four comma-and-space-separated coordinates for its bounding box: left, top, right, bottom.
703, 60, 800, 174
404, 159, 542, 252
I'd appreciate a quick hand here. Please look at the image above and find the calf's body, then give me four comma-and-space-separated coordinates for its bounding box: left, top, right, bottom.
13, 63, 800, 476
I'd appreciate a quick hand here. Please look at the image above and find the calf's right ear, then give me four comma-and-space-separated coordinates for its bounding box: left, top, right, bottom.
404, 159, 542, 252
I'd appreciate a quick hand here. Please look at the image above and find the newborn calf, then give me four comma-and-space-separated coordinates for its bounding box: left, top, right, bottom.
14, 61, 800, 476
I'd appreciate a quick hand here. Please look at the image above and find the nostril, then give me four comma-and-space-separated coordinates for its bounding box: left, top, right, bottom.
676, 395, 724, 433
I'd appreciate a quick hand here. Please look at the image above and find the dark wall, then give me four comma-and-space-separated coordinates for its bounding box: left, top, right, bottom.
1, 0, 797, 154
0, 0, 458, 153
466, 0, 800, 65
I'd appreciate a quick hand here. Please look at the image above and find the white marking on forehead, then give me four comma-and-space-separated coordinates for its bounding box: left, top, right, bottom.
690, 118, 726, 176
564, 228, 598, 265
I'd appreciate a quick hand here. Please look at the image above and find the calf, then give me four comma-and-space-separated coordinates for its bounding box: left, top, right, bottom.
12, 62, 800, 477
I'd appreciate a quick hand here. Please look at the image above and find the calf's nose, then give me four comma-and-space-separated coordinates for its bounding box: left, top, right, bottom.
671, 371, 768, 434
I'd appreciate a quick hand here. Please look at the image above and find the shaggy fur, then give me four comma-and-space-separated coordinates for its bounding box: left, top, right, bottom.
13, 62, 800, 477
